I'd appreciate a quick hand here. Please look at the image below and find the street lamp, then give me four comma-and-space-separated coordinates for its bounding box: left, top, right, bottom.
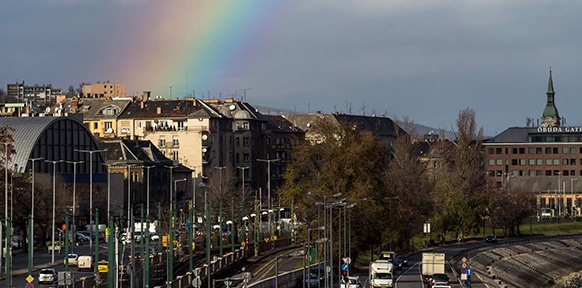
237, 166, 249, 249
76, 148, 106, 252
27, 157, 42, 276
257, 159, 279, 242
571, 178, 577, 217
67, 160, 83, 250
45, 159, 63, 264
214, 166, 226, 257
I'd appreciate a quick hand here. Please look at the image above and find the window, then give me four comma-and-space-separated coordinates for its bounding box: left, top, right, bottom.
243, 137, 250, 147
176, 121, 185, 131
496, 159, 502, 165
528, 159, 535, 165
546, 147, 552, 154
159, 138, 166, 147
104, 121, 112, 130
512, 148, 518, 154
537, 159, 542, 165
553, 159, 560, 165
519, 148, 525, 154
489, 148, 495, 154
511, 159, 518, 165
536, 147, 542, 154
243, 153, 250, 162
571, 147, 577, 154
553, 147, 559, 154
172, 151, 179, 161
243, 122, 249, 130
571, 159, 577, 165
93, 122, 98, 129
546, 159, 552, 165
172, 138, 179, 147
496, 148, 502, 154
488, 159, 495, 166
137, 122, 142, 129
528, 148, 535, 154
130, 171, 139, 183
236, 138, 240, 147
563, 147, 570, 154
520, 159, 525, 165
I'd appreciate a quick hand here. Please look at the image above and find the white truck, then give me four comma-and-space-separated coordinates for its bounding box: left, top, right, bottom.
369, 260, 394, 288
421, 252, 446, 283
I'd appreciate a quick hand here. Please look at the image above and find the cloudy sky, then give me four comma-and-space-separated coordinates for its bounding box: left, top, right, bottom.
2, 0, 582, 136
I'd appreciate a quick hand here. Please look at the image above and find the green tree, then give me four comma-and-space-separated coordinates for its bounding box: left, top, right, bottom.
279, 118, 389, 258
386, 118, 433, 250
433, 108, 487, 240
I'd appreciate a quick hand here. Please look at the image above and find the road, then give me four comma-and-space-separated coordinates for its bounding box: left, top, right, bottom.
0, 239, 138, 287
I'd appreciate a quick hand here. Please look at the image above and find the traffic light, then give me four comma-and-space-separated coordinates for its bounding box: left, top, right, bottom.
342, 270, 347, 281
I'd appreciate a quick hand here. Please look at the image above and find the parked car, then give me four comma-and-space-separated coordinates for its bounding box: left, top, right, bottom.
39, 268, 57, 283
75, 232, 91, 243
64, 253, 79, 266
485, 235, 497, 243
150, 232, 160, 241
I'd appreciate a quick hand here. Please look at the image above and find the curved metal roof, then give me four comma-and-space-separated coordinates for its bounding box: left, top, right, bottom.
0, 116, 98, 172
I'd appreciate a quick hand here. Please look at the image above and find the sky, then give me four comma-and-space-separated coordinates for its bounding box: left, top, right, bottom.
2, 0, 582, 137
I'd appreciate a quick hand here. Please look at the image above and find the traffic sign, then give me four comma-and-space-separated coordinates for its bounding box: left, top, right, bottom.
342, 263, 349, 271
25, 283, 34, 288
467, 268, 473, 276
192, 277, 202, 287
462, 262, 468, 269
26, 275, 34, 283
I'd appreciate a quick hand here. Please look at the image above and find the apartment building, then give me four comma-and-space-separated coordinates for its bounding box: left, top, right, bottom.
81, 82, 126, 99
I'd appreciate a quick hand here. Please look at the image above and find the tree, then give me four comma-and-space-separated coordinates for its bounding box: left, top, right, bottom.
432, 108, 487, 240
279, 118, 389, 258
386, 118, 433, 250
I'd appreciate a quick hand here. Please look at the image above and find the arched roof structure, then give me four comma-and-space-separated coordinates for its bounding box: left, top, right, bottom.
0, 116, 105, 174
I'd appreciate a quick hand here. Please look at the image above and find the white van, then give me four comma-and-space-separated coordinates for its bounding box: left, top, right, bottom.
77, 255, 92, 270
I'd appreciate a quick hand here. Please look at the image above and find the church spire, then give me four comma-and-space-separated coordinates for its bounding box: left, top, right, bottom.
541, 68, 560, 127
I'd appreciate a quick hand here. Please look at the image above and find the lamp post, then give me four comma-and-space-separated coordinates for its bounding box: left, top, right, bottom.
76, 148, 106, 252
67, 160, 83, 253
214, 166, 225, 257
198, 181, 211, 288
1, 141, 11, 278
27, 157, 42, 277
237, 166, 248, 248
257, 159, 279, 245
45, 159, 63, 264
308, 226, 325, 287
571, 178, 577, 217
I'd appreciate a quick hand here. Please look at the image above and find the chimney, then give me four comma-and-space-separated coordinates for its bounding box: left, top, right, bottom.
72, 97, 79, 113
140, 101, 144, 109
157, 106, 162, 114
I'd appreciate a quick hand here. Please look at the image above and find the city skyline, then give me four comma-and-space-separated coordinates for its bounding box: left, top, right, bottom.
2, 1, 582, 136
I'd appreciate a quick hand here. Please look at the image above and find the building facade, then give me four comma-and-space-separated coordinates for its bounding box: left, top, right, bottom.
484, 71, 582, 217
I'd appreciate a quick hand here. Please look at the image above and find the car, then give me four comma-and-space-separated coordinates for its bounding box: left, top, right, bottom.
76, 232, 91, 243
485, 235, 497, 243
396, 254, 408, 266
150, 232, 160, 241
340, 276, 363, 288
128, 251, 141, 263
432, 284, 452, 288
64, 253, 79, 266
97, 260, 109, 273
39, 268, 57, 283
429, 273, 450, 287
393, 258, 403, 270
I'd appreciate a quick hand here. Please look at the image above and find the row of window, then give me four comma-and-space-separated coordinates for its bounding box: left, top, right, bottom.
488, 170, 579, 176
488, 147, 580, 155
488, 158, 582, 166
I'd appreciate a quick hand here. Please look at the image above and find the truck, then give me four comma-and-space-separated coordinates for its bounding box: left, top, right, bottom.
421, 252, 446, 283
369, 260, 394, 288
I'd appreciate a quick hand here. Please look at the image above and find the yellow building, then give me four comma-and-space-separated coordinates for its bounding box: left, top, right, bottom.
82, 82, 126, 99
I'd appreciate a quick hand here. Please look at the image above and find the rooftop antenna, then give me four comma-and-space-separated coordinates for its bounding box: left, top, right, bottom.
240, 88, 252, 101
361, 100, 366, 116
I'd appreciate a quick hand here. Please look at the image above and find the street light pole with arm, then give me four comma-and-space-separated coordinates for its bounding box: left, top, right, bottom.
214, 166, 226, 257
66, 160, 83, 253
237, 166, 248, 247
76, 148, 106, 252
45, 159, 63, 264
27, 157, 42, 274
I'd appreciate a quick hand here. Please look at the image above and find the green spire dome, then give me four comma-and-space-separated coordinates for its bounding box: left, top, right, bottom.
541, 69, 560, 127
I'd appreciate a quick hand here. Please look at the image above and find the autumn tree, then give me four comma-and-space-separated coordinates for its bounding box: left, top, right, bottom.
386, 118, 434, 250
432, 108, 487, 240
279, 118, 389, 258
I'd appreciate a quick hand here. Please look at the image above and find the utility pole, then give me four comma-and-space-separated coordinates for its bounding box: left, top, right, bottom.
257, 158, 279, 249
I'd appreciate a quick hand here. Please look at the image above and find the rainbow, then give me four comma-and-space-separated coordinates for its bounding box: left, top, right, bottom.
99, 1, 289, 98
